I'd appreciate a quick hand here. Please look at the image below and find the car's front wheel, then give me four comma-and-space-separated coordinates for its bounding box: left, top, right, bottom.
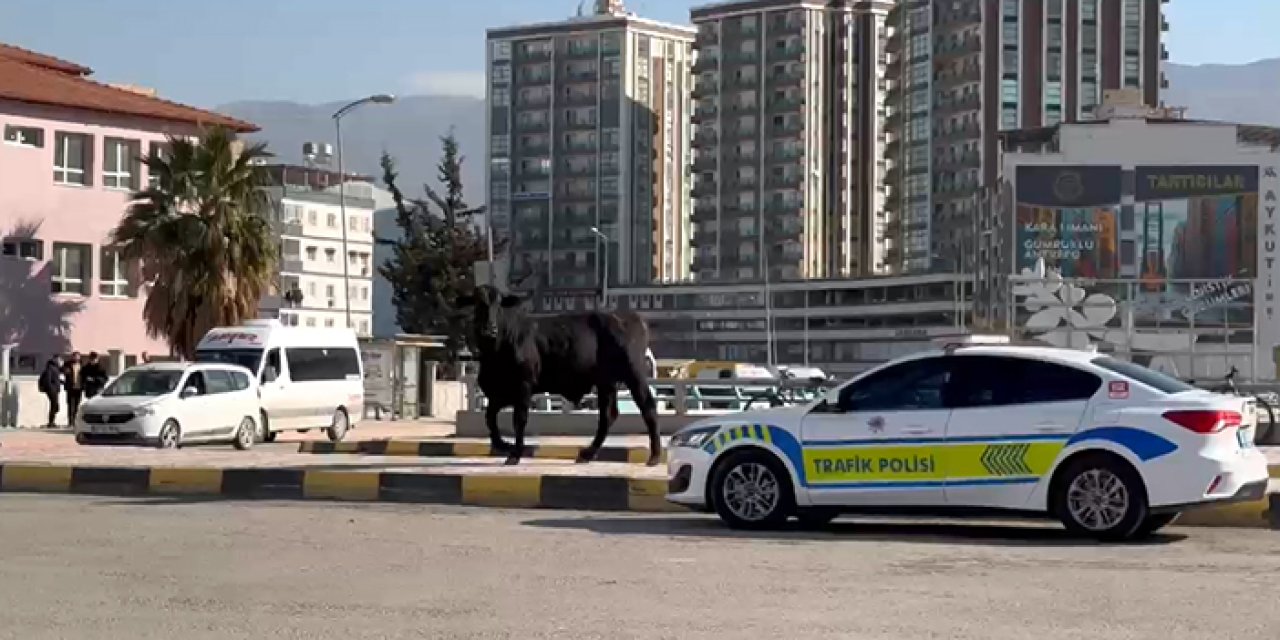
156, 419, 181, 450
1053, 453, 1149, 542
326, 408, 349, 442
710, 449, 795, 530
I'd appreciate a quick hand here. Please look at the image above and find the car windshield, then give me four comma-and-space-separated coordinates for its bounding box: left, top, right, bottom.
1090, 357, 1198, 395
102, 369, 185, 397
194, 348, 262, 373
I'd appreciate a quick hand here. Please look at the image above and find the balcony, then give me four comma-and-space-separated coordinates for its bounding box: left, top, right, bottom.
276, 220, 304, 237
770, 16, 804, 33
770, 120, 804, 136
692, 154, 717, 171
765, 200, 802, 214
692, 104, 719, 123
766, 173, 802, 189
768, 96, 803, 111
934, 92, 982, 115
562, 118, 598, 131
517, 94, 551, 108
693, 181, 719, 197
693, 55, 719, 72
934, 122, 981, 143
934, 151, 981, 172
563, 91, 597, 106
729, 50, 760, 64
519, 73, 552, 84
692, 205, 719, 223
566, 45, 598, 59
280, 257, 304, 274
560, 163, 595, 177
772, 46, 804, 61
934, 65, 981, 88
694, 78, 719, 96
935, 7, 981, 29
730, 73, 760, 87
564, 70, 599, 83
518, 48, 552, 62
696, 28, 719, 45
933, 36, 981, 62
693, 130, 719, 147
516, 118, 550, 132
769, 68, 803, 86
769, 147, 802, 162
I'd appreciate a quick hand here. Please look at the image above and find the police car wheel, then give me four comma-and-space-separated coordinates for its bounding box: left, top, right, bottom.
711, 450, 794, 530
1053, 453, 1149, 542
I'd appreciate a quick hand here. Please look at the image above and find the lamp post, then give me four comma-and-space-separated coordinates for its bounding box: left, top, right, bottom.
590, 226, 609, 308
332, 93, 395, 330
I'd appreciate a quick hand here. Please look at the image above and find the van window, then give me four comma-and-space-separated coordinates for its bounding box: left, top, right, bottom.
195, 348, 263, 373
285, 347, 360, 382
262, 348, 281, 383
230, 371, 251, 391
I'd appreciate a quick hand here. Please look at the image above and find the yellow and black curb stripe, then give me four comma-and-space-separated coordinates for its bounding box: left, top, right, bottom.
298, 440, 667, 464
0, 464, 684, 512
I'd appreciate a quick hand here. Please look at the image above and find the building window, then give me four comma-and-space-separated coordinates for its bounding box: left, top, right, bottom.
324, 318, 335, 328
146, 141, 170, 188
359, 320, 369, 335
327, 213, 337, 228
103, 138, 140, 190
4, 125, 43, 148
325, 248, 336, 262
50, 242, 90, 295
1, 237, 42, 260
99, 248, 132, 298
306, 317, 316, 327
53, 132, 91, 186
305, 247, 317, 261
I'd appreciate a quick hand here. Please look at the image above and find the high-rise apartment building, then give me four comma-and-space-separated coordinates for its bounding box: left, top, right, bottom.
884, 0, 1169, 273
485, 1, 695, 290
690, 0, 896, 282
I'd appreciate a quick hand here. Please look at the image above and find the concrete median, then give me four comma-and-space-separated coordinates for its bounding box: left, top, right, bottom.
0, 462, 684, 512
298, 438, 664, 464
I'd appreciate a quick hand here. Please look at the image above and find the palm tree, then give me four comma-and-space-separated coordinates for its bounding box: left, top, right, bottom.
109, 125, 276, 358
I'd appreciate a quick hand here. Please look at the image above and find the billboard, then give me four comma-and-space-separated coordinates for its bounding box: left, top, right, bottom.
1015, 165, 1122, 278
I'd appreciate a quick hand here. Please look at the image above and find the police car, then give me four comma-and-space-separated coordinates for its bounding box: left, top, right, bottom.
665, 336, 1271, 541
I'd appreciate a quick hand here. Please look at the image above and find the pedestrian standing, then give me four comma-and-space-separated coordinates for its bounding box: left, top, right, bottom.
37, 355, 63, 428
81, 352, 109, 399
62, 351, 83, 428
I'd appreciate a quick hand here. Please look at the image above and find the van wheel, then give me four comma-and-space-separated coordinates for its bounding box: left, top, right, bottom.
259, 412, 277, 443
232, 416, 257, 451
156, 420, 181, 450
326, 409, 349, 442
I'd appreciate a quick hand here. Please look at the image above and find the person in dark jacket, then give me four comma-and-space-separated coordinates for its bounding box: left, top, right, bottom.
61, 351, 83, 427
37, 355, 63, 428
81, 352, 109, 399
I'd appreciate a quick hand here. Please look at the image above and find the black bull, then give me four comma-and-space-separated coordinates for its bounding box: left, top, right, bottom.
456, 286, 662, 466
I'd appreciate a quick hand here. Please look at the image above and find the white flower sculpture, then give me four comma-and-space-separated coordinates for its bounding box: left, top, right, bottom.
1012, 259, 1117, 349
1013, 258, 1191, 357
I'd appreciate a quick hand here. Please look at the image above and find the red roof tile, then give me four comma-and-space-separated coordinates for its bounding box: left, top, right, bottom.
0, 47, 257, 133
0, 43, 92, 76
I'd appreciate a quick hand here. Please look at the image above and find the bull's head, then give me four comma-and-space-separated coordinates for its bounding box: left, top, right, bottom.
456, 285, 524, 349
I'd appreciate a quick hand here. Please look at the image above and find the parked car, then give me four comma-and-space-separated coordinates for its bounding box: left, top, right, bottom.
75, 361, 261, 450
665, 335, 1270, 541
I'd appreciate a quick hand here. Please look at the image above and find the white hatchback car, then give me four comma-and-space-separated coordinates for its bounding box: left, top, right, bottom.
665, 336, 1271, 541
75, 362, 262, 450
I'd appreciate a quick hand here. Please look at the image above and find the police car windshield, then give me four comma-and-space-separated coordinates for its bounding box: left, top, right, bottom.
1090, 356, 1197, 395
194, 349, 262, 373
102, 370, 183, 397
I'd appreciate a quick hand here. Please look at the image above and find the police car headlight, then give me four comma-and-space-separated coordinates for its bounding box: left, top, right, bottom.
670, 426, 720, 448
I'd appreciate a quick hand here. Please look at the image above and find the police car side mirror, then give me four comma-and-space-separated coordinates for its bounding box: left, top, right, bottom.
180, 387, 199, 399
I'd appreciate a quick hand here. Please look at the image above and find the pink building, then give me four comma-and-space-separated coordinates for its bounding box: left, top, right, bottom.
0, 43, 257, 373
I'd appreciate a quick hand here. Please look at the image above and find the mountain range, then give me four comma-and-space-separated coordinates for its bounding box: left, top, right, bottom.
215, 59, 1280, 200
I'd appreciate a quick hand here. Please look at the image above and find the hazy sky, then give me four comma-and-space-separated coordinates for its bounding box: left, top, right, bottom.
0, 0, 1273, 108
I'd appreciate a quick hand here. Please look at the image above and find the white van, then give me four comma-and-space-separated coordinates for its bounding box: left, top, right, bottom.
194, 319, 363, 442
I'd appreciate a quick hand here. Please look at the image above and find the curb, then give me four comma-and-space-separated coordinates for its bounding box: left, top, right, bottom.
0, 463, 683, 512
299, 440, 666, 464
0, 462, 1275, 529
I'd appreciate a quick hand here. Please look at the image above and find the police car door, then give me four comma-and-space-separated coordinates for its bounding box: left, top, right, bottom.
800, 357, 956, 507
943, 355, 1098, 509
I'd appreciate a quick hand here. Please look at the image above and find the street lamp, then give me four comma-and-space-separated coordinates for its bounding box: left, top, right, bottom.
332, 93, 395, 331
590, 226, 609, 307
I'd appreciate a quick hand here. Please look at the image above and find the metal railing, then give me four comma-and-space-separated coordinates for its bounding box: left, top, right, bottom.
460, 375, 836, 416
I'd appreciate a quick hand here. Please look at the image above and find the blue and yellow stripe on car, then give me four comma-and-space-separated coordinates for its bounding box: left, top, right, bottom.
697, 424, 1180, 490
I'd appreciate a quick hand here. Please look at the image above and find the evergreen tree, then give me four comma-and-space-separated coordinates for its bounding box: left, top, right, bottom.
379, 134, 499, 373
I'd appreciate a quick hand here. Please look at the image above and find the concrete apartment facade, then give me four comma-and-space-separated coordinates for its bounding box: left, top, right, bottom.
883, 0, 1169, 274
0, 43, 256, 373
486, 0, 696, 290
258, 165, 377, 337
689, 0, 895, 282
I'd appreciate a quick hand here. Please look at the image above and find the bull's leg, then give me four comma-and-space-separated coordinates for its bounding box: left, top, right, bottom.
624, 377, 663, 467
486, 402, 514, 453
577, 385, 618, 464
505, 397, 530, 466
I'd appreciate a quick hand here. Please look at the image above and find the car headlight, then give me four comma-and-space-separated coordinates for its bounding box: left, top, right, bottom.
133, 405, 157, 418
670, 425, 720, 448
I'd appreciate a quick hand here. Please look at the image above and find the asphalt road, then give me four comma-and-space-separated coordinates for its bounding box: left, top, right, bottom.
1, 496, 1277, 640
